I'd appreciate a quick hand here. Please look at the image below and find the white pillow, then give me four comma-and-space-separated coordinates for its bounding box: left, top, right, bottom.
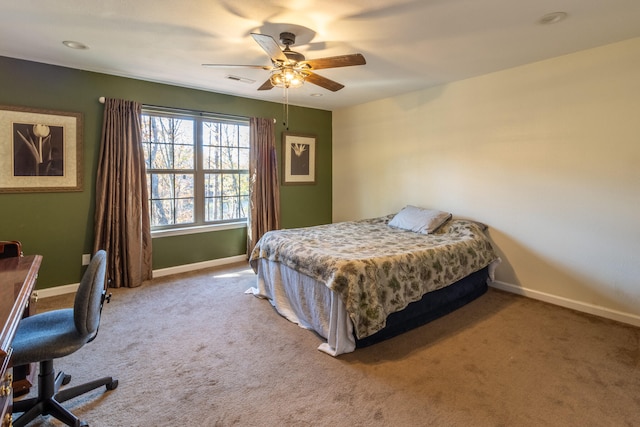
388, 205, 452, 234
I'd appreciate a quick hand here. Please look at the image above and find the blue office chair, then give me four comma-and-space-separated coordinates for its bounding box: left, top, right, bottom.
11, 250, 118, 427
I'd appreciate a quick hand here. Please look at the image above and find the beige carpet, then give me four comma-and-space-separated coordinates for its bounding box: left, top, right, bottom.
17, 262, 640, 426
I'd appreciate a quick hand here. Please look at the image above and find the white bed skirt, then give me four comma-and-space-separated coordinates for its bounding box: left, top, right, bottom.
247, 258, 356, 356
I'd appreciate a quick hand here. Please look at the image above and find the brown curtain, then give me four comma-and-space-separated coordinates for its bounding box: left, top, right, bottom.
247, 117, 280, 256
93, 98, 152, 288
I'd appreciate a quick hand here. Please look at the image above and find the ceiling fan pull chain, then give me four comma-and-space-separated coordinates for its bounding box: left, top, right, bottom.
282, 86, 286, 129
283, 86, 290, 130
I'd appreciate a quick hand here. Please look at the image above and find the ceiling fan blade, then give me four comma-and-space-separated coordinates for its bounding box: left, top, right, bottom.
257, 79, 275, 91
301, 53, 366, 70
305, 72, 345, 92
251, 33, 288, 63
202, 64, 273, 70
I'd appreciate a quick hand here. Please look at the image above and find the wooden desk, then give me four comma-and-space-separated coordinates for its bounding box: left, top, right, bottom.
0, 255, 41, 427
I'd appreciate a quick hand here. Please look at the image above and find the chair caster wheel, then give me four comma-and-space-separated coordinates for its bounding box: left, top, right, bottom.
62, 374, 72, 385
106, 379, 118, 390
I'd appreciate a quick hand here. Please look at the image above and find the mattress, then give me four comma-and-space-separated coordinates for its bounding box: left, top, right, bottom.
249, 258, 495, 355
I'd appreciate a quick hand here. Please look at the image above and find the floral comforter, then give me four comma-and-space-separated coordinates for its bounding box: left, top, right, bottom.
249, 216, 499, 339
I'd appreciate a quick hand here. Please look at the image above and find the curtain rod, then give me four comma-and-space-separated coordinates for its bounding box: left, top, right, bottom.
97, 96, 276, 123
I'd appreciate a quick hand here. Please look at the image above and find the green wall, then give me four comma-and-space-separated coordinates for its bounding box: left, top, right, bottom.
0, 56, 332, 289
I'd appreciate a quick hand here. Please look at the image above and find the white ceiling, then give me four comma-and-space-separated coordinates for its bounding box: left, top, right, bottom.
2, 0, 640, 111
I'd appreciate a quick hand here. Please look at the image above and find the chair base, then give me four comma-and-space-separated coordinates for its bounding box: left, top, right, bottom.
13, 359, 118, 427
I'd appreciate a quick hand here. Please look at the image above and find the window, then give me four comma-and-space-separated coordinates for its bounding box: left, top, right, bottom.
141, 108, 249, 231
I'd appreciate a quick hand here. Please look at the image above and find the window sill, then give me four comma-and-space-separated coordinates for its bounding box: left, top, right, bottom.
151, 221, 247, 238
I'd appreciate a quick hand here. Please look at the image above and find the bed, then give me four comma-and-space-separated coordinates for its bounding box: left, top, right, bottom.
248, 206, 500, 356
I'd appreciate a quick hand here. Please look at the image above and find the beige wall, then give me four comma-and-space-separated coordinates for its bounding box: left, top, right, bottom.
332, 37, 640, 325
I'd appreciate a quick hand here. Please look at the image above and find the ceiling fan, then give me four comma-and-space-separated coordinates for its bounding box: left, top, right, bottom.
203, 32, 366, 92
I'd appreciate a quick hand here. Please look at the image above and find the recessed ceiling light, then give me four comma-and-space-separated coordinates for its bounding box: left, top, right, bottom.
310, 93, 323, 97
539, 12, 568, 25
62, 40, 89, 50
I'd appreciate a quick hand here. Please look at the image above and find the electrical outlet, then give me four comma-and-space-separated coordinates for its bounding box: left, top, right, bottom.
82, 253, 91, 266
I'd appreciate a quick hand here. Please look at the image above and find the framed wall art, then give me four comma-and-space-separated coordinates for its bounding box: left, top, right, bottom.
0, 105, 83, 192
282, 132, 315, 185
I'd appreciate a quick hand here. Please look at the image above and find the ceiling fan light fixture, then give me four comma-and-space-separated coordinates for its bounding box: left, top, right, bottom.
270, 67, 306, 89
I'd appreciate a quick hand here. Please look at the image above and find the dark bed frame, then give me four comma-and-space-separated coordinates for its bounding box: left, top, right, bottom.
355, 266, 490, 348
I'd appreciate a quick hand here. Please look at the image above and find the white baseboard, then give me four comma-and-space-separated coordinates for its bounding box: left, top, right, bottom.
35, 254, 248, 299
33, 283, 80, 300
152, 254, 247, 278
490, 280, 640, 328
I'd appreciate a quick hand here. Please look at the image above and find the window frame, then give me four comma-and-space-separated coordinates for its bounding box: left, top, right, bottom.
141, 106, 250, 235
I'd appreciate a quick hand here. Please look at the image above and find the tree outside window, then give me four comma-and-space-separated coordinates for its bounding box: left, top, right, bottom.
141, 109, 249, 230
